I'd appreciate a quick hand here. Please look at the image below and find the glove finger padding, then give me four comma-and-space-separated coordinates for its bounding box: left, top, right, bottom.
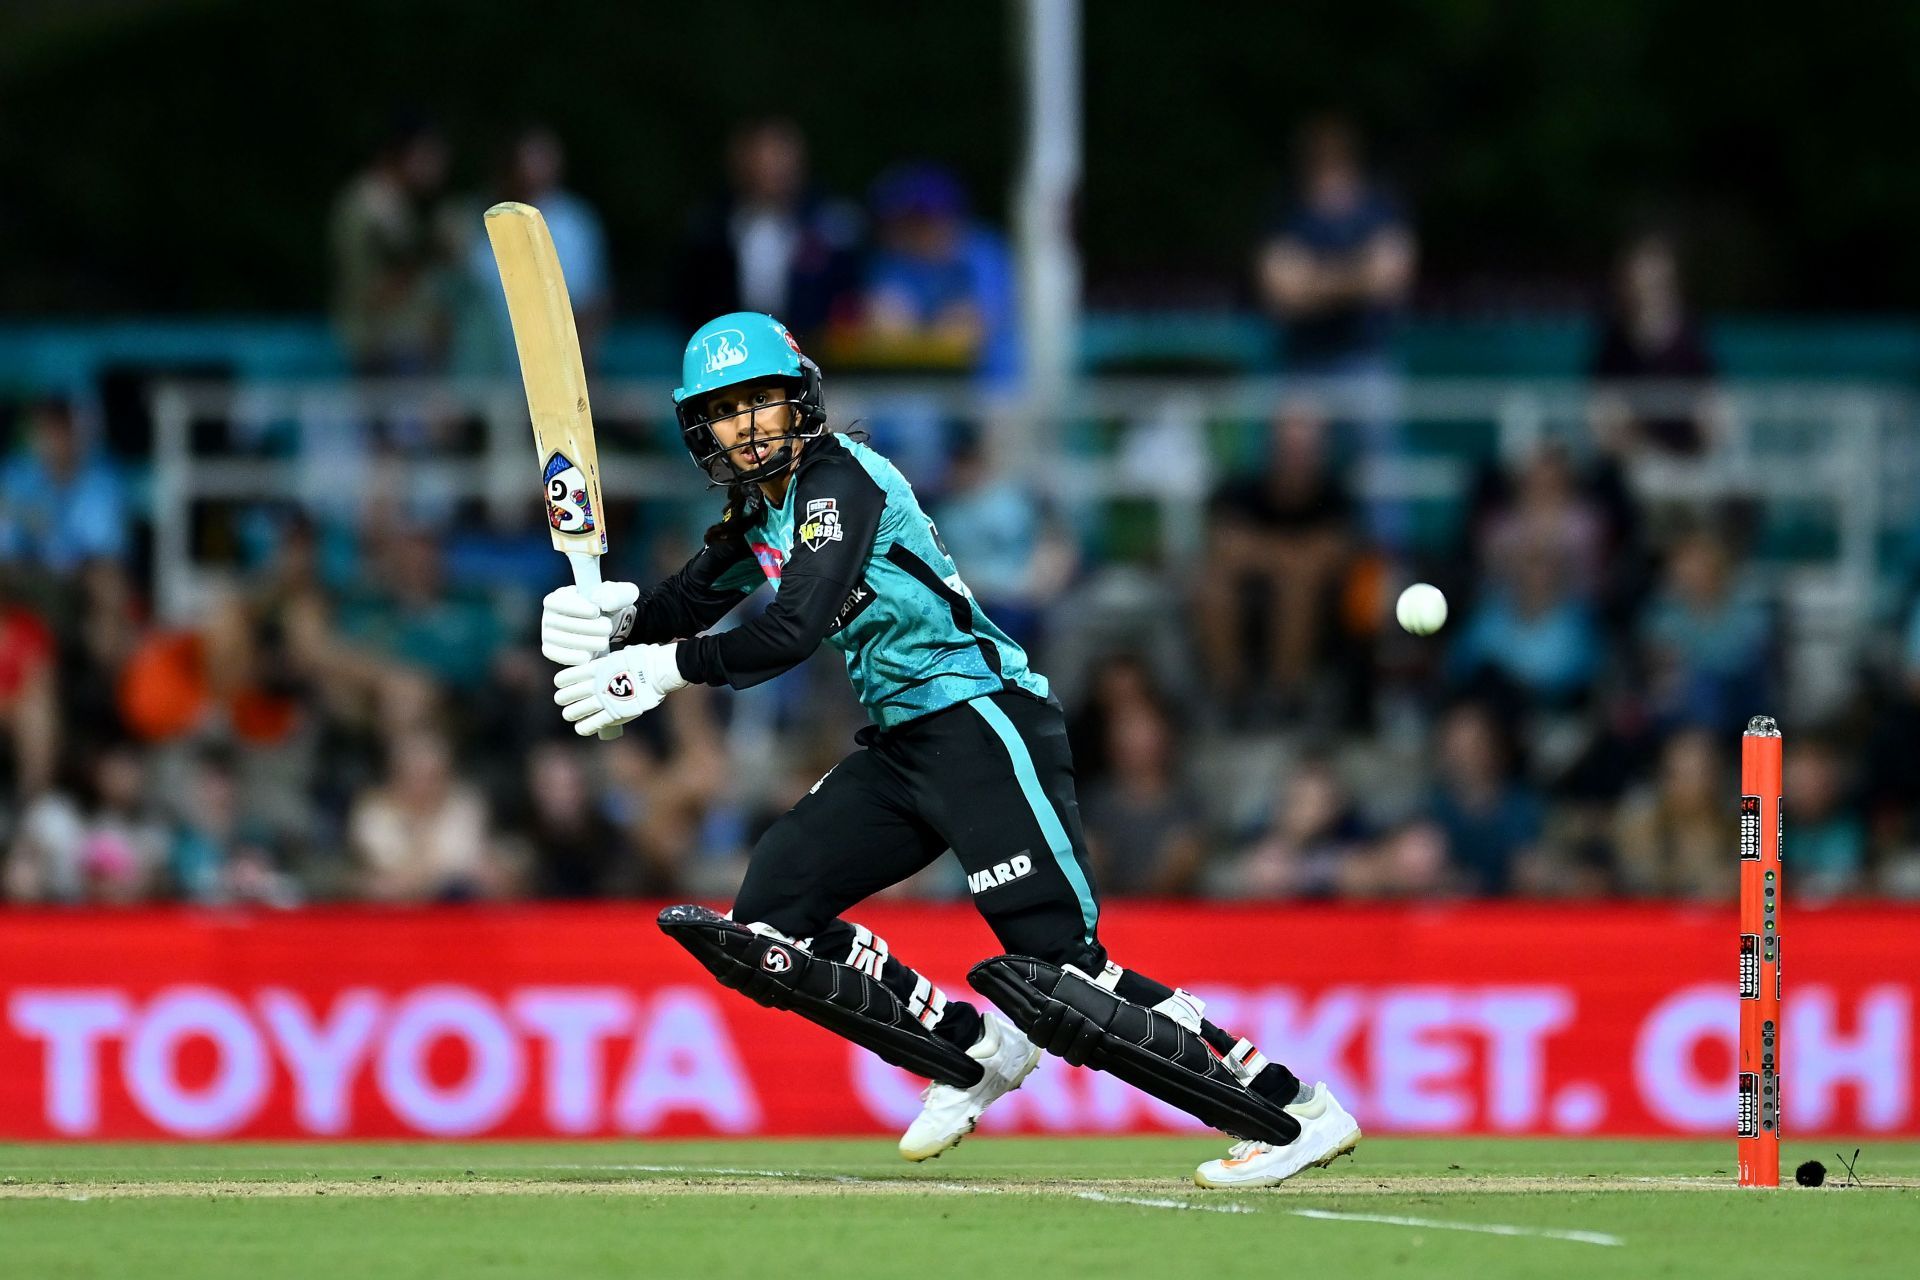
541, 586, 602, 618
543, 619, 610, 641
543, 640, 604, 666
544, 613, 611, 639
590, 581, 639, 611
553, 670, 601, 706
573, 687, 662, 736
542, 617, 612, 666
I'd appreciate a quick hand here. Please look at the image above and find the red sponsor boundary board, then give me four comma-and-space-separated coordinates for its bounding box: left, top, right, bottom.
1, 903, 1913, 1140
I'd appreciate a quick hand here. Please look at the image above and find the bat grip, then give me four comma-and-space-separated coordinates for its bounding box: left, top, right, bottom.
566, 551, 623, 741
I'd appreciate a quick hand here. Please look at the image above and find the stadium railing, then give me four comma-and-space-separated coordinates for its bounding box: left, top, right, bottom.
149, 377, 1914, 714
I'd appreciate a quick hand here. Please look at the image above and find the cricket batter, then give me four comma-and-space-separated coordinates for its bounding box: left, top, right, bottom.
538, 313, 1358, 1186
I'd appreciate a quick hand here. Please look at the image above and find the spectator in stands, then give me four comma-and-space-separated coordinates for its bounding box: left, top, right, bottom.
1477, 445, 1608, 600
672, 118, 861, 344
1784, 735, 1866, 900
517, 739, 626, 899
1194, 401, 1358, 720
83, 739, 168, 904
1229, 756, 1373, 898
1259, 116, 1415, 371
350, 728, 501, 901
465, 126, 611, 373
1082, 699, 1207, 895
1860, 594, 1920, 888
1589, 232, 1722, 456
4, 781, 85, 903
118, 585, 302, 747
820, 162, 1020, 487
1448, 537, 1602, 711
246, 513, 344, 700
1423, 701, 1545, 895
329, 114, 462, 375
1256, 115, 1415, 545
1473, 440, 1647, 635
166, 745, 296, 907
1355, 824, 1452, 898
1544, 685, 1660, 894
337, 527, 502, 688
1614, 727, 1735, 899
931, 429, 1076, 648
851, 162, 1020, 382
598, 692, 732, 897
1639, 529, 1772, 732
63, 558, 145, 740
0, 400, 129, 576
1066, 651, 1169, 791
0, 575, 58, 799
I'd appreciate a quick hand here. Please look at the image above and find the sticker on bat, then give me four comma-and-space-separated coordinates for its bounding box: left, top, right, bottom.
543, 450, 598, 536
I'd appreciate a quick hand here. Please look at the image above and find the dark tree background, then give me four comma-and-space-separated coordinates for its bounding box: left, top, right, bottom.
3, 0, 1919, 314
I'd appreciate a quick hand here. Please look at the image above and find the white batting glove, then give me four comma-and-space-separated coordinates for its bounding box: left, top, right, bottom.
540, 581, 639, 666
552, 643, 689, 737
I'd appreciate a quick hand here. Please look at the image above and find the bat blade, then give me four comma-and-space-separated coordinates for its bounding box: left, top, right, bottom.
487, 200, 621, 739
485, 201, 607, 561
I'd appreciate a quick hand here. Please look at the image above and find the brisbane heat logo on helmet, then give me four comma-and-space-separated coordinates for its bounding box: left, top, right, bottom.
701, 329, 749, 376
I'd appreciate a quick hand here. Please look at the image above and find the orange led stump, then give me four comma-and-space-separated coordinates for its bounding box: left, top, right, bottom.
1738, 715, 1783, 1187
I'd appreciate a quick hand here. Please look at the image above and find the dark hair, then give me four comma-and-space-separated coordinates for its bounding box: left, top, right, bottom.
705, 482, 766, 547
698, 424, 860, 545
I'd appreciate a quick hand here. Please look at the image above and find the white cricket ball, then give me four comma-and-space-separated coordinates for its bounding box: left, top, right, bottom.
1396, 582, 1448, 636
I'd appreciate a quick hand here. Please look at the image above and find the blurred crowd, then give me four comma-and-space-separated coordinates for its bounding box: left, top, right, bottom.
329, 114, 1019, 387
5, 115, 1920, 909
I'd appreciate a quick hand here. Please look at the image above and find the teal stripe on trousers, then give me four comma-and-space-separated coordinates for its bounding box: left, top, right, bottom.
968, 697, 1098, 942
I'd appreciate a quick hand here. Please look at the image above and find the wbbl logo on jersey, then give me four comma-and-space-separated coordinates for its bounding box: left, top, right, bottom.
800, 497, 843, 552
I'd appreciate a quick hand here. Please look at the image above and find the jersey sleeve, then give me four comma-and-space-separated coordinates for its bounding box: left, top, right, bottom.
674, 452, 886, 690
627, 541, 761, 643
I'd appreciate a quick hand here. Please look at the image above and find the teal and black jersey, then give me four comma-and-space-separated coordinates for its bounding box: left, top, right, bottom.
633, 434, 1049, 727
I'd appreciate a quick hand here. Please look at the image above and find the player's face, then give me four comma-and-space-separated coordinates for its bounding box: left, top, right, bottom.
703, 379, 797, 472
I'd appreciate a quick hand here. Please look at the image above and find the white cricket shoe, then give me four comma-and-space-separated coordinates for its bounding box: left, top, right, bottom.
1193, 1082, 1361, 1189
898, 1010, 1042, 1162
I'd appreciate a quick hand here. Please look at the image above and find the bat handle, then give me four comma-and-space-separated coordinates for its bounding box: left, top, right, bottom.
566, 551, 623, 741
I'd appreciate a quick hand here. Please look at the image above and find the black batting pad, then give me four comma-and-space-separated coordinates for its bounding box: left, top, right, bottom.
969, 954, 1301, 1145
659, 904, 983, 1088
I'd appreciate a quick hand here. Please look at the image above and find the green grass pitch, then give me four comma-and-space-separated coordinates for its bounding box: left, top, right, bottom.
3, 1137, 1917, 1278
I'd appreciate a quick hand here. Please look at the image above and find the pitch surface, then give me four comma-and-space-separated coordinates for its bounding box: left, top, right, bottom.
4, 1138, 1916, 1278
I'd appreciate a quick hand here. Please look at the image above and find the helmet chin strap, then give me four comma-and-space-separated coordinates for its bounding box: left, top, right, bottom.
720, 425, 816, 487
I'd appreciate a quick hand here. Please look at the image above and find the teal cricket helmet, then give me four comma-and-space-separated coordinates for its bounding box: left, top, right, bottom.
673, 312, 826, 486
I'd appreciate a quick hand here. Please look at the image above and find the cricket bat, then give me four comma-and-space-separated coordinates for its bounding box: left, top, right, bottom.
485, 200, 621, 739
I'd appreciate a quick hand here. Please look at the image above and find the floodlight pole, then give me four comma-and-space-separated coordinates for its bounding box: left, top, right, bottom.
1013, 0, 1082, 468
